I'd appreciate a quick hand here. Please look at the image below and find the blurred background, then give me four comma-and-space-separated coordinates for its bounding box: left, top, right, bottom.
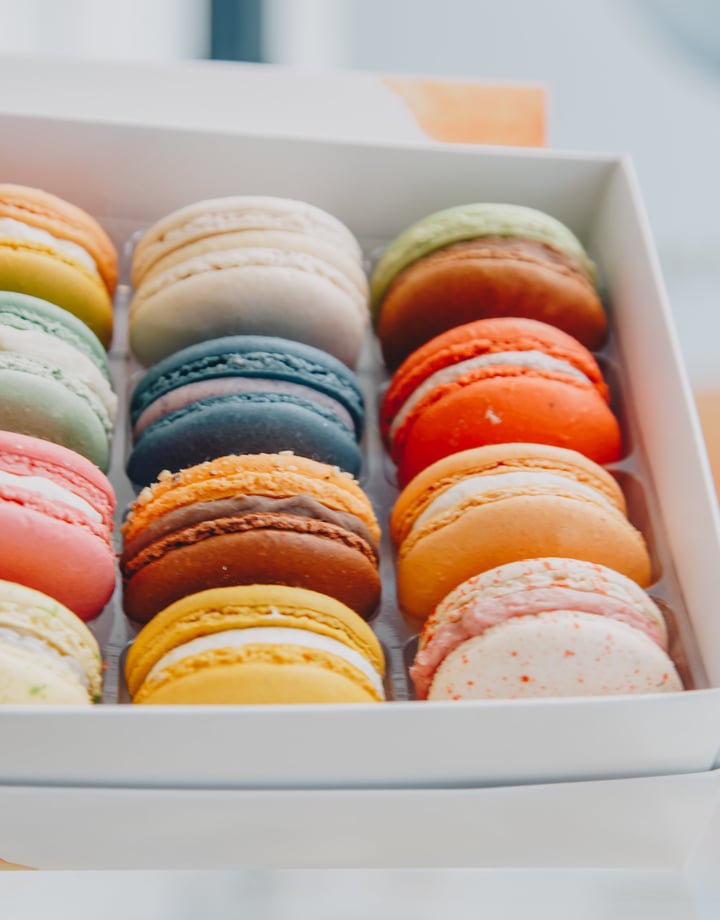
1, 0, 719, 915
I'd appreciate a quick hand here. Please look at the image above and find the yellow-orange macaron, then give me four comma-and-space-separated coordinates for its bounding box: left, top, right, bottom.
391, 443, 652, 625
0, 184, 117, 348
125, 584, 386, 704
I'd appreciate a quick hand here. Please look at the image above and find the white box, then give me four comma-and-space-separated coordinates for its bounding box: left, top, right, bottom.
0, 113, 720, 798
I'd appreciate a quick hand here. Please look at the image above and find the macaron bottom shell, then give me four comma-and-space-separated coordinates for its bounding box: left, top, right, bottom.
133, 644, 382, 704
127, 392, 362, 487
427, 610, 683, 700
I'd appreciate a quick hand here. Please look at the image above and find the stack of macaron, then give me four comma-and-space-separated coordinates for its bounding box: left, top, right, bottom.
371, 202, 606, 369
410, 558, 682, 700
121, 452, 381, 622
0, 186, 119, 470
0, 431, 116, 624
126, 334, 366, 488
124, 585, 385, 705
120, 453, 383, 704
380, 316, 621, 486
0, 183, 117, 350
128, 195, 369, 368
0, 579, 103, 705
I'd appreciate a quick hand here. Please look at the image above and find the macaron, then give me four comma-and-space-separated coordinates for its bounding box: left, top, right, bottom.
0, 291, 117, 471
0, 579, 103, 705
0, 184, 117, 348
127, 335, 365, 488
391, 443, 652, 624
370, 202, 606, 368
125, 584, 385, 704
121, 453, 381, 624
381, 316, 621, 485
411, 558, 682, 700
129, 196, 369, 367
0, 430, 116, 622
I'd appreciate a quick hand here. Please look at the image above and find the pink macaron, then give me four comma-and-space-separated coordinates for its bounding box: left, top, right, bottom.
411, 557, 683, 701
0, 430, 116, 621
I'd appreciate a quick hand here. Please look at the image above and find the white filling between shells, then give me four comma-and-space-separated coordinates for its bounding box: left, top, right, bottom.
0, 470, 102, 522
0, 218, 99, 275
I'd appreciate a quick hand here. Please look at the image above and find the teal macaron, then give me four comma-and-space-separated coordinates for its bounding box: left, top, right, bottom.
127, 335, 366, 488
0, 291, 117, 470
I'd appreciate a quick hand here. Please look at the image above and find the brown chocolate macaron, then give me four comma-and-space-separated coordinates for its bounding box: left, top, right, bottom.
121, 453, 381, 624
370, 203, 606, 369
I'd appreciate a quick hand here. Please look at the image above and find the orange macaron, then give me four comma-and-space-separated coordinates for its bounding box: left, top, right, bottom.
381, 317, 621, 486
390, 443, 652, 625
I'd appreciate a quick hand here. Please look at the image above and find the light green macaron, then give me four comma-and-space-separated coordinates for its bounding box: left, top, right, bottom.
0, 291, 117, 470
370, 202, 598, 318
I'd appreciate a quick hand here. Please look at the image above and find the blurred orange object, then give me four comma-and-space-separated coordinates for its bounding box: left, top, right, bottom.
694, 390, 720, 499
0, 857, 34, 870
384, 78, 546, 146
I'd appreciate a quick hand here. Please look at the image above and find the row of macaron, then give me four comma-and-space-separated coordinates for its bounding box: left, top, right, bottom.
0, 184, 681, 704
0, 428, 682, 705
0, 183, 621, 490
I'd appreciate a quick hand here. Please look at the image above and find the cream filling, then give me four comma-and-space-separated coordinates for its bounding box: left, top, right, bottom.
0, 326, 117, 421
0, 217, 99, 275
0, 470, 102, 522
0, 626, 88, 687
414, 471, 615, 531
391, 351, 592, 439
146, 627, 385, 697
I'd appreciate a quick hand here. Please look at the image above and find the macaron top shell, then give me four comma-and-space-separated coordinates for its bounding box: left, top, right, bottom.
0, 429, 115, 532
123, 452, 381, 547
0, 291, 110, 379
132, 195, 363, 287
370, 202, 597, 315
0, 183, 118, 294
0, 579, 102, 702
125, 584, 384, 698
390, 442, 626, 548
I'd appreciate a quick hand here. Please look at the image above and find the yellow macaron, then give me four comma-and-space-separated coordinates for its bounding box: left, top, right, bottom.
125, 584, 386, 705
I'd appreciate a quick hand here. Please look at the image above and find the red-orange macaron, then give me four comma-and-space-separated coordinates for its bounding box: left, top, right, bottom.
381, 317, 621, 486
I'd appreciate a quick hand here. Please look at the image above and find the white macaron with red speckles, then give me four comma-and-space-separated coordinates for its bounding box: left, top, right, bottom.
411, 557, 683, 701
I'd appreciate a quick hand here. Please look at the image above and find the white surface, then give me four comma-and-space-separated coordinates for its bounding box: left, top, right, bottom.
0, 770, 718, 869
0, 115, 719, 792
0, 869, 710, 920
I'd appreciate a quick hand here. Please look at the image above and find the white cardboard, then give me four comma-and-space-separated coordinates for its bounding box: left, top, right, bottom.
0, 114, 720, 794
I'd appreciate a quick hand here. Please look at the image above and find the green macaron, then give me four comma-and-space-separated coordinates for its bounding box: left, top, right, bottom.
0, 291, 117, 470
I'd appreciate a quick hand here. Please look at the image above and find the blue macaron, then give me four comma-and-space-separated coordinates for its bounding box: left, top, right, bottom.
126, 335, 366, 487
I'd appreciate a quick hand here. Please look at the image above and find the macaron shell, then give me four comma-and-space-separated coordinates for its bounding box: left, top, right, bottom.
0, 183, 118, 294
0, 639, 93, 704
370, 202, 597, 311
127, 393, 361, 487
133, 645, 381, 704
140, 228, 369, 300
394, 370, 622, 485
0, 499, 116, 622
0, 290, 111, 377
390, 443, 628, 548
377, 238, 606, 368
122, 519, 381, 624
132, 195, 363, 286
129, 252, 367, 367
396, 492, 652, 623
123, 453, 380, 547
0, 362, 111, 471
0, 240, 113, 347
427, 611, 683, 700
